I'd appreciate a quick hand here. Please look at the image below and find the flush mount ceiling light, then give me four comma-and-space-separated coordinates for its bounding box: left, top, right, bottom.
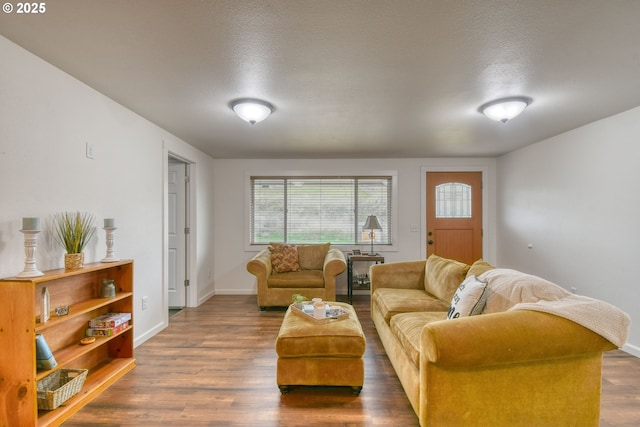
230, 98, 274, 125
479, 96, 532, 123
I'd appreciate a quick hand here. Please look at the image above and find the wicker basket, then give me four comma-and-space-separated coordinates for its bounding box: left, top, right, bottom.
64, 253, 84, 270
37, 369, 88, 410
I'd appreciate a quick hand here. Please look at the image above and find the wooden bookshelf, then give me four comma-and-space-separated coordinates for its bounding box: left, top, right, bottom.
0, 260, 136, 427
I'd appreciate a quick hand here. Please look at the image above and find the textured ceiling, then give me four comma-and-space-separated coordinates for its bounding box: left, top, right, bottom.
2, 0, 640, 159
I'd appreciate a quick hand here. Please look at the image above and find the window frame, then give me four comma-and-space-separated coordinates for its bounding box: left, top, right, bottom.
435, 182, 473, 218
244, 170, 398, 252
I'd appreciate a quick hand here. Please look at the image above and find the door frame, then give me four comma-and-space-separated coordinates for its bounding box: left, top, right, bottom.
168, 157, 189, 310
420, 165, 493, 262
162, 146, 198, 326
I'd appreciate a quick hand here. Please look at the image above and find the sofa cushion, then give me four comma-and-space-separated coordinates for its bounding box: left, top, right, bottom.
373, 288, 449, 323
269, 244, 301, 273
466, 258, 495, 278
390, 311, 448, 367
424, 255, 470, 303
447, 275, 488, 319
268, 270, 325, 288
297, 243, 331, 270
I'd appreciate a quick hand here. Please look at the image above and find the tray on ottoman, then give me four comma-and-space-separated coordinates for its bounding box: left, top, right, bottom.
290, 302, 349, 324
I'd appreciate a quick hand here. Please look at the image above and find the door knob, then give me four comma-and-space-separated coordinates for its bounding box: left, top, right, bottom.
428, 240, 434, 245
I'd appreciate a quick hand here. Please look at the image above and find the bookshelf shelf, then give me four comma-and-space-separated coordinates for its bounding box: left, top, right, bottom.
35, 292, 133, 333
0, 260, 135, 427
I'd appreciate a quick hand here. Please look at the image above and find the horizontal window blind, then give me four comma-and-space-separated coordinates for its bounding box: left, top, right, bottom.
250, 176, 392, 245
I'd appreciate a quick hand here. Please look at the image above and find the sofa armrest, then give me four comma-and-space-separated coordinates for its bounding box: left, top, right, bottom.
323, 248, 347, 278
322, 248, 345, 300
420, 310, 617, 369
247, 249, 272, 282
370, 260, 426, 292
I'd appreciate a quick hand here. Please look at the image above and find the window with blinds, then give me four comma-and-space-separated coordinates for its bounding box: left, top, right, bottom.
250, 176, 392, 245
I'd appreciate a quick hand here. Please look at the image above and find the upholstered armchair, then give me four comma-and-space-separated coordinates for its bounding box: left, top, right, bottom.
246, 243, 347, 310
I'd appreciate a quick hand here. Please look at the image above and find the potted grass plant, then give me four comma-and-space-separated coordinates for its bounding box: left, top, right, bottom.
54, 211, 96, 270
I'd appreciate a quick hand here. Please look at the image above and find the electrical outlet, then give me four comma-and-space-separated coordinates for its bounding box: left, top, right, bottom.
141, 296, 148, 310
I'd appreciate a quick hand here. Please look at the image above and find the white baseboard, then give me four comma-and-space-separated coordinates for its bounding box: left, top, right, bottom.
214, 289, 255, 295
134, 320, 166, 348
197, 288, 216, 306
622, 343, 640, 358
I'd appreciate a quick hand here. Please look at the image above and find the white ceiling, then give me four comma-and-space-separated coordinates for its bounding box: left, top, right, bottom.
2, 0, 640, 159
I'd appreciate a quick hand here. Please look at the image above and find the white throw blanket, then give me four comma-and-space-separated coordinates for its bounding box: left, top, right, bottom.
479, 268, 630, 348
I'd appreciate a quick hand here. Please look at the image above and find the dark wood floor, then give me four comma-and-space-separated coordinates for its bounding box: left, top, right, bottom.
64, 295, 640, 427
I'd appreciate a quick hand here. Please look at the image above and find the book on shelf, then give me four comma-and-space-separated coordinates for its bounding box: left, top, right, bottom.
86, 321, 129, 336
88, 312, 131, 328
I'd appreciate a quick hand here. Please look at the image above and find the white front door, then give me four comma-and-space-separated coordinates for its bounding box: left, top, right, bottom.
168, 160, 187, 308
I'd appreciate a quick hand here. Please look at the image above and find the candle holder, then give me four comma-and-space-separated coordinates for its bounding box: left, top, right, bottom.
101, 226, 120, 262
17, 229, 44, 277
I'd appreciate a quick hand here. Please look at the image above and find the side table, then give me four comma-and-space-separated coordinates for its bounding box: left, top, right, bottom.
347, 253, 384, 304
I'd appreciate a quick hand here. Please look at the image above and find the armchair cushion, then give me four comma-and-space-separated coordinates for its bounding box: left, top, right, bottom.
269, 244, 301, 273
297, 243, 331, 270
268, 270, 325, 288
268, 242, 331, 270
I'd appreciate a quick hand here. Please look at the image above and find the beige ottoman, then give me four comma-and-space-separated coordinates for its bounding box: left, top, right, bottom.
275, 302, 366, 395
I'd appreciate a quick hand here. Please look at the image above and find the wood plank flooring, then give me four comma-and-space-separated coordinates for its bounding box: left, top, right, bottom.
64, 295, 640, 427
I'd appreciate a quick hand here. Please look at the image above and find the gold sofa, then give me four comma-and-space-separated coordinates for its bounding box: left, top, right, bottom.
370, 255, 630, 427
247, 243, 346, 309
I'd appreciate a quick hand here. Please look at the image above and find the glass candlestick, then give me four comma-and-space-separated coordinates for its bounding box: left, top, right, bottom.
17, 229, 44, 277
101, 226, 120, 262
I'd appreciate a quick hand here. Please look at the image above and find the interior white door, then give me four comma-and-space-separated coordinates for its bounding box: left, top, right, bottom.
168, 161, 187, 308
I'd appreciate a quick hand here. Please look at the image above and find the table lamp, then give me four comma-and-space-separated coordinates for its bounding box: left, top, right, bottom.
362, 215, 382, 255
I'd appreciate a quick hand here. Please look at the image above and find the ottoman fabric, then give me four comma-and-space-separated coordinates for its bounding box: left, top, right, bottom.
276, 302, 365, 358
275, 302, 366, 391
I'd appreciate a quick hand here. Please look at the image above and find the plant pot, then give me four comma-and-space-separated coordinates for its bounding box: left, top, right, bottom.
64, 253, 84, 270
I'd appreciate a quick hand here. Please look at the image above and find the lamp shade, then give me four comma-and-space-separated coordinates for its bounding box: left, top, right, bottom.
480, 96, 531, 123
231, 98, 273, 124
363, 215, 382, 231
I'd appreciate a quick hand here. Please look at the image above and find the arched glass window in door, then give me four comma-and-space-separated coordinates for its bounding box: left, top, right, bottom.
435, 182, 472, 218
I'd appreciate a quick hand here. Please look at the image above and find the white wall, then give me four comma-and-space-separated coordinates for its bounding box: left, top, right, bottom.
0, 36, 215, 346
497, 106, 640, 356
212, 158, 496, 296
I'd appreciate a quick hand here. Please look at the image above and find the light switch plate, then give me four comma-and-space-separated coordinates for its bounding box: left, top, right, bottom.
85, 142, 95, 159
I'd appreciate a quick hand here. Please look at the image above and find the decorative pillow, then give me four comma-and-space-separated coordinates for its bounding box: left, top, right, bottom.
424, 255, 471, 303
447, 275, 488, 319
466, 259, 495, 278
297, 243, 330, 270
269, 244, 301, 274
